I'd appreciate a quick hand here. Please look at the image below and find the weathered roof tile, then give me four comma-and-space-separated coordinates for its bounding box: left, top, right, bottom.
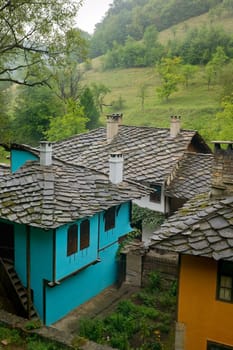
0, 159, 150, 229
151, 192, 233, 261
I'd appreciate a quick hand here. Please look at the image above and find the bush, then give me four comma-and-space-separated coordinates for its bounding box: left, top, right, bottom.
79, 318, 104, 343
147, 272, 162, 293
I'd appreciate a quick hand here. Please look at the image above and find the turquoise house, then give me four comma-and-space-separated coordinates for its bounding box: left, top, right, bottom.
0, 142, 149, 325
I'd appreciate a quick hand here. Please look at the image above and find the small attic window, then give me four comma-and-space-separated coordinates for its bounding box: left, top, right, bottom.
67, 224, 78, 256
150, 184, 161, 203
217, 260, 233, 303
104, 207, 116, 231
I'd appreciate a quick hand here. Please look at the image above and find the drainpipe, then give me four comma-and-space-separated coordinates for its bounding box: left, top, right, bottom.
26, 225, 31, 319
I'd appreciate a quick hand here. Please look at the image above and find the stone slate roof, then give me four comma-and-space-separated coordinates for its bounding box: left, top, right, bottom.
165, 152, 214, 199
150, 193, 233, 261
0, 159, 150, 229
52, 125, 211, 185
0, 164, 10, 177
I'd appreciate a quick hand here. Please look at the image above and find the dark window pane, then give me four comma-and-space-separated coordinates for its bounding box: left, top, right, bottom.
80, 219, 90, 250
217, 261, 233, 302
105, 207, 116, 231
67, 224, 77, 256
150, 184, 161, 203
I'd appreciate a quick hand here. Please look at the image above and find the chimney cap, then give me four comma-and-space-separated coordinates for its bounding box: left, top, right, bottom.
170, 115, 181, 120
109, 152, 123, 158
107, 113, 123, 120
211, 141, 233, 153
211, 141, 233, 145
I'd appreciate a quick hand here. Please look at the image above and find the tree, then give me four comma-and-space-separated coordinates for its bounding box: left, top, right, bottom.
211, 94, 233, 140
0, 86, 13, 144
180, 64, 198, 88
80, 87, 100, 130
218, 61, 233, 99
137, 84, 149, 111
156, 57, 183, 101
91, 83, 111, 113
205, 46, 228, 89
13, 85, 64, 145
45, 99, 88, 141
110, 95, 126, 111
0, 0, 83, 87
51, 28, 88, 101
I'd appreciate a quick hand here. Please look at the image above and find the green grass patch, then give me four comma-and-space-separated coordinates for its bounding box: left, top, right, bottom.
81, 62, 222, 144
0, 325, 69, 350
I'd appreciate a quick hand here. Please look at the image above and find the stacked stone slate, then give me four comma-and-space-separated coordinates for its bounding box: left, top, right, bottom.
151, 193, 233, 262
52, 125, 210, 186
165, 152, 213, 199
0, 159, 150, 229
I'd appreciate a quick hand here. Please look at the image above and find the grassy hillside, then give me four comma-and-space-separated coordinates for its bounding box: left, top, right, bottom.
81, 10, 233, 143
83, 63, 220, 142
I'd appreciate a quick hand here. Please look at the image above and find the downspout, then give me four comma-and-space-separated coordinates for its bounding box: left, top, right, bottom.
26, 225, 31, 319
52, 229, 56, 283
97, 213, 101, 256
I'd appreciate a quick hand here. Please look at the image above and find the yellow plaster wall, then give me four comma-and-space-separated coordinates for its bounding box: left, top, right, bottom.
178, 255, 233, 350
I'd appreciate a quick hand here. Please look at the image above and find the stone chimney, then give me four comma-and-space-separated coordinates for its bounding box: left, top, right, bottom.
211, 141, 233, 197
106, 113, 123, 143
109, 152, 123, 184
40, 141, 52, 166
170, 116, 181, 138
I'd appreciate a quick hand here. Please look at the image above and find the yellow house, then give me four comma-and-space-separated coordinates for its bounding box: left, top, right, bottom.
151, 141, 233, 350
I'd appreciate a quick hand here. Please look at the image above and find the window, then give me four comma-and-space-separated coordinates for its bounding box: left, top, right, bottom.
149, 184, 161, 203
217, 261, 233, 302
67, 224, 77, 256
104, 207, 116, 231
207, 341, 233, 350
80, 219, 90, 250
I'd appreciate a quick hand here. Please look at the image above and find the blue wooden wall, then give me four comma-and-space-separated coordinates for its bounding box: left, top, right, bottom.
11, 202, 132, 325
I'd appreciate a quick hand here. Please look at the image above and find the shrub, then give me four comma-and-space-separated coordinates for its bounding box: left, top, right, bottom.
79, 318, 104, 343
117, 299, 138, 315
147, 272, 162, 293
134, 290, 155, 307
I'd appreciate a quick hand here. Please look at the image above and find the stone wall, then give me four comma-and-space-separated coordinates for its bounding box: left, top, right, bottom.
142, 248, 178, 288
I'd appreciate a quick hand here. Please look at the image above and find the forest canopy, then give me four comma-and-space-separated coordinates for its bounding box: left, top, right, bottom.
90, 0, 223, 58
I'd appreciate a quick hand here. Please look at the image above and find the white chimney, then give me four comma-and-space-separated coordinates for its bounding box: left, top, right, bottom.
109, 152, 123, 184
106, 113, 123, 143
170, 116, 181, 138
40, 141, 52, 166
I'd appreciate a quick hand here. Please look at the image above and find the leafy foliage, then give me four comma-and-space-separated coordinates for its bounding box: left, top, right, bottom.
0, 327, 65, 350
168, 24, 233, 65
157, 57, 184, 101
90, 0, 222, 58
80, 87, 101, 130
0, 0, 83, 86
211, 94, 233, 140
12, 85, 64, 145
132, 204, 165, 229
45, 99, 88, 141
79, 272, 176, 350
